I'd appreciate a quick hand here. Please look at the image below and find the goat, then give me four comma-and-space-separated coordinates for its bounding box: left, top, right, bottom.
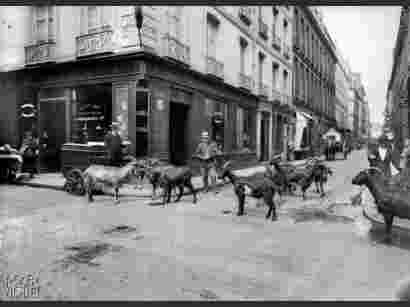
83, 160, 141, 204
217, 161, 281, 221
157, 166, 197, 206
352, 167, 410, 239
143, 162, 180, 200
312, 163, 333, 197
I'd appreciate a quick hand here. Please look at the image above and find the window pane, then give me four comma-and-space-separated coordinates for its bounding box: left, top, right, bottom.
70, 84, 112, 144
88, 6, 98, 31
37, 20, 47, 41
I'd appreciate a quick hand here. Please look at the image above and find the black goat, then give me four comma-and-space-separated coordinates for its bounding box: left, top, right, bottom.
217, 161, 281, 221
312, 163, 333, 197
158, 166, 197, 206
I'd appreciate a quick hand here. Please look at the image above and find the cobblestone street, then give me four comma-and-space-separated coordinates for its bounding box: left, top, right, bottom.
1, 150, 409, 300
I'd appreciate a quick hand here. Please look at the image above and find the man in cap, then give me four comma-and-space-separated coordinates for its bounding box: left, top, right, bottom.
368, 134, 396, 177
194, 131, 219, 192
104, 122, 123, 167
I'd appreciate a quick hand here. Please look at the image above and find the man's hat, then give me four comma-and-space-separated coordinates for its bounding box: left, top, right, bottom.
201, 131, 209, 139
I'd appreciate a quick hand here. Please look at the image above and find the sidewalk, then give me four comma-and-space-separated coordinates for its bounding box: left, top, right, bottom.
13, 157, 323, 198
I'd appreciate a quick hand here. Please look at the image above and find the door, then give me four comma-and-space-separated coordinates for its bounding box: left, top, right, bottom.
169, 102, 189, 166
39, 99, 66, 172
260, 112, 269, 161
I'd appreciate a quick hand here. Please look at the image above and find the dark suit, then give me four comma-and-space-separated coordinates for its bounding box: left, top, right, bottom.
104, 132, 123, 166
368, 144, 394, 177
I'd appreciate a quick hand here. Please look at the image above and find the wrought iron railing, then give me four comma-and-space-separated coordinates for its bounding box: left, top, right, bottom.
206, 56, 224, 79
76, 28, 114, 58
25, 41, 56, 65
163, 33, 190, 65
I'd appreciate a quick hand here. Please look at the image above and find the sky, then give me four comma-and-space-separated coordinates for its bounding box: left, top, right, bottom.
319, 6, 401, 126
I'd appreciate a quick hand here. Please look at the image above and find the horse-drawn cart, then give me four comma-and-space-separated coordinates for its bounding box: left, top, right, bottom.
0, 147, 23, 183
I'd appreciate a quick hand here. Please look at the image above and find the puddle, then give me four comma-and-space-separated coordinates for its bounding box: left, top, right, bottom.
182, 288, 219, 300
56, 241, 123, 269
289, 207, 355, 224
103, 225, 138, 235
221, 210, 232, 215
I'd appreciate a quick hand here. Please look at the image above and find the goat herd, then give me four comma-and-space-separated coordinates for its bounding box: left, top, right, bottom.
65, 154, 333, 222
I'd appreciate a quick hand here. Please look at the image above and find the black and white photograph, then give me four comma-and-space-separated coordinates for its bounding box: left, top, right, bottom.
0, 3, 409, 301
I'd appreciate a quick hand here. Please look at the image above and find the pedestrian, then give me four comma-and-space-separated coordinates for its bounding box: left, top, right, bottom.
400, 138, 410, 171
367, 135, 397, 177
19, 130, 39, 178
104, 122, 123, 167
194, 131, 219, 193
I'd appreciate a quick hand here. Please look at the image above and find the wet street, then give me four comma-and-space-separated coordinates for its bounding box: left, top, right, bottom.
1, 149, 410, 300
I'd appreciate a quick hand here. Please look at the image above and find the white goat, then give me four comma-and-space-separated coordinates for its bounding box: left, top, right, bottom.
83, 160, 140, 204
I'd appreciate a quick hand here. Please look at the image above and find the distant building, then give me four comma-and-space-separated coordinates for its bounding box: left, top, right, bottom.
292, 6, 337, 158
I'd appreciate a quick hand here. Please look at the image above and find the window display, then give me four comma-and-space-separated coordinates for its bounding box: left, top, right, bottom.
70, 84, 112, 144
236, 106, 253, 152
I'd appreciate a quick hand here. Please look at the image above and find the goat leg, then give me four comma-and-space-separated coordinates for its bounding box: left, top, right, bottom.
166, 185, 172, 204
384, 213, 394, 238
114, 187, 120, 204
235, 185, 245, 216
175, 185, 184, 203
185, 180, 197, 204
264, 189, 277, 221
320, 180, 325, 198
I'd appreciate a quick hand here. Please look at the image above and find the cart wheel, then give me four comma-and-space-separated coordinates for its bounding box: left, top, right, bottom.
64, 168, 85, 196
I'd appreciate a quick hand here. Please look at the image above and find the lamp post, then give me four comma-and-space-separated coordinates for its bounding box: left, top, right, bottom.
134, 6, 143, 49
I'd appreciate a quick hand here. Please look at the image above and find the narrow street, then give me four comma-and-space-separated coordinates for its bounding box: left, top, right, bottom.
1, 149, 409, 300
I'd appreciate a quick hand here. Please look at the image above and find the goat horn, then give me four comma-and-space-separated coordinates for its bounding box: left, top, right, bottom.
222, 160, 232, 169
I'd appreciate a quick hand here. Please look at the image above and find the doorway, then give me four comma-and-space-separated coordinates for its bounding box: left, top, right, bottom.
260, 112, 270, 161
39, 99, 67, 172
169, 102, 189, 165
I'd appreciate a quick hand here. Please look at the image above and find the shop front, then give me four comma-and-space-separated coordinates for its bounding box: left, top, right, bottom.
256, 101, 272, 162
20, 51, 258, 173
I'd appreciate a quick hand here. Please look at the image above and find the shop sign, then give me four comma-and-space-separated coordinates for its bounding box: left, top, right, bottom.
20, 104, 36, 118
76, 30, 113, 58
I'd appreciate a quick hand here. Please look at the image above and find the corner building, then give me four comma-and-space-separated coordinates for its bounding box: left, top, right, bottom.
0, 6, 295, 172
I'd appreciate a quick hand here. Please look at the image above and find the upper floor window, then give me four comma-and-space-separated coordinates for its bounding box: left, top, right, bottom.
32, 6, 55, 43
87, 6, 99, 32
206, 13, 220, 59
283, 18, 288, 41
239, 37, 248, 74
283, 69, 289, 93
168, 6, 183, 39
272, 62, 279, 89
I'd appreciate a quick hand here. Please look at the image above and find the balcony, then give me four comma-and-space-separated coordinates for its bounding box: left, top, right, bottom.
25, 41, 56, 66
238, 6, 252, 25
76, 28, 114, 58
206, 56, 224, 79
258, 82, 269, 98
272, 32, 281, 51
163, 34, 190, 66
283, 44, 291, 60
238, 73, 252, 92
258, 18, 268, 40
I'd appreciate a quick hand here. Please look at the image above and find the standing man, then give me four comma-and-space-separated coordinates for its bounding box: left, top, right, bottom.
104, 122, 123, 167
367, 135, 397, 177
195, 131, 219, 192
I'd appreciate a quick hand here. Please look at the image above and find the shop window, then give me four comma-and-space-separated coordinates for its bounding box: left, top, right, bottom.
70, 84, 112, 144
135, 91, 149, 157
211, 100, 226, 151
236, 106, 252, 152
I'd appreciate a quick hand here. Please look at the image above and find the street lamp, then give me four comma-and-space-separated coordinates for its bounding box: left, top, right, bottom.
134, 6, 143, 49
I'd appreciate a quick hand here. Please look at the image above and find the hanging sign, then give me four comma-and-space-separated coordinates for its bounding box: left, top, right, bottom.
21, 104, 36, 118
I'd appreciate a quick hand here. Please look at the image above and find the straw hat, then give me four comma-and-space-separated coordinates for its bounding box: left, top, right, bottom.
201, 131, 209, 139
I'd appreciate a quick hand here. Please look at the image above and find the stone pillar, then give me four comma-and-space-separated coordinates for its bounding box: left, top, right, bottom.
256, 110, 261, 160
